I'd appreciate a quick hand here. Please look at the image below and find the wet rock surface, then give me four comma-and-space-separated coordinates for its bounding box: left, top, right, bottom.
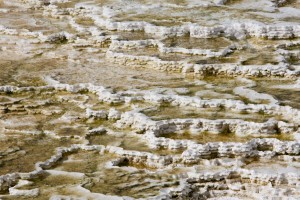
0, 0, 299, 199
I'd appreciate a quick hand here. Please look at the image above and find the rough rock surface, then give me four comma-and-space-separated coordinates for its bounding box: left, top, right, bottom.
0, 0, 299, 199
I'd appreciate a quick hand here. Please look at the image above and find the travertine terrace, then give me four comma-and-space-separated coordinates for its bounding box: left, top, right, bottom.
0, 0, 299, 199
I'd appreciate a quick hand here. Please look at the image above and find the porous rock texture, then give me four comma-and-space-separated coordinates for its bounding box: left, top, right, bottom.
0, 0, 299, 199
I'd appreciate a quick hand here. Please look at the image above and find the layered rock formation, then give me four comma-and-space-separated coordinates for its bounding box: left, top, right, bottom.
0, 0, 299, 199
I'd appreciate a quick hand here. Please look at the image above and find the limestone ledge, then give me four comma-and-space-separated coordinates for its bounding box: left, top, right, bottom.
0, 173, 20, 193
89, 15, 300, 39
181, 138, 300, 162
0, 0, 300, 199
186, 168, 300, 186
0, 18, 299, 79
164, 168, 300, 199
9, 180, 39, 197
117, 110, 296, 136
106, 50, 299, 77
4, 1, 300, 41
1, 78, 300, 124
1, 141, 299, 196
109, 39, 236, 57
0, 144, 175, 193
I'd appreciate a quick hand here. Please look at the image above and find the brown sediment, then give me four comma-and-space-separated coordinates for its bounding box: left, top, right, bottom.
160, 130, 294, 143
0, 0, 299, 199
0, 134, 77, 175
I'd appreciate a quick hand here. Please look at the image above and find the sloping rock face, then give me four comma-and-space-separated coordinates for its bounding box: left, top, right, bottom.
0, 0, 299, 199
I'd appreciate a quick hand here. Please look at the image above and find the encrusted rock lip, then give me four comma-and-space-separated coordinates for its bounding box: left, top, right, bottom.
0, 0, 299, 199
0, 78, 299, 198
